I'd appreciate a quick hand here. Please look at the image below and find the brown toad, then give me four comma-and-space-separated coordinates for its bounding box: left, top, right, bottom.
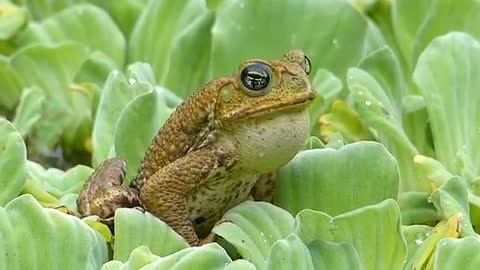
77, 49, 316, 246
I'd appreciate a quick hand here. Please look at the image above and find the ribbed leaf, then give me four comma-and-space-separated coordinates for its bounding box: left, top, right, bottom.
113, 208, 188, 261
213, 201, 295, 270
275, 141, 399, 217
0, 118, 27, 206
413, 32, 480, 181
266, 234, 314, 270
294, 199, 407, 270
0, 195, 108, 269
17, 4, 125, 66
114, 88, 174, 181
91, 63, 153, 166
434, 237, 480, 270
307, 239, 361, 270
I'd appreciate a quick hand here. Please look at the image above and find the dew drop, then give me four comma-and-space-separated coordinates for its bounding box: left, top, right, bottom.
365, 100, 372, 106
332, 39, 339, 48
128, 78, 137, 84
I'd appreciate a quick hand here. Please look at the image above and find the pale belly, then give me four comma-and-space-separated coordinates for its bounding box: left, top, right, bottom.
185, 111, 310, 237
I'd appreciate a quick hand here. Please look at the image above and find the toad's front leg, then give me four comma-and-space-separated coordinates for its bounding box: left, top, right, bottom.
138, 144, 237, 246
77, 158, 142, 220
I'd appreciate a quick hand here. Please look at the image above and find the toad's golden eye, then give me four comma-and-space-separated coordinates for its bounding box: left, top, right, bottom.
240, 62, 273, 96
303, 55, 311, 75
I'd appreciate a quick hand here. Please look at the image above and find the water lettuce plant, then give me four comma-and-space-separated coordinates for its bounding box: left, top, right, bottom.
0, 0, 480, 269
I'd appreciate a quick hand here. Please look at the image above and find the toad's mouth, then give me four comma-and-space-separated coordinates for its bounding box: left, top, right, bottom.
221, 90, 316, 122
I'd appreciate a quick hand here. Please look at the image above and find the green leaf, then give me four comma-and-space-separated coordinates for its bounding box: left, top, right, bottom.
161, 11, 215, 97
11, 0, 82, 20
114, 88, 174, 181
10, 42, 90, 147
129, 0, 208, 84
0, 57, 23, 111
275, 141, 399, 217
308, 69, 343, 135
16, 4, 125, 66
108, 243, 233, 270
224, 259, 256, 270
0, 118, 27, 206
266, 234, 314, 270
212, 0, 369, 91
307, 239, 361, 270
318, 99, 373, 143
74, 51, 118, 88
0, 2, 28, 40
402, 225, 433, 267
212, 201, 295, 270
113, 208, 188, 261
434, 237, 480, 270
23, 161, 92, 206
347, 67, 426, 192
0, 194, 108, 269
398, 191, 439, 225
430, 177, 475, 237
12, 86, 45, 137
91, 64, 152, 166
102, 246, 159, 270
413, 32, 480, 182
89, 0, 148, 38
392, 0, 480, 71
294, 199, 407, 270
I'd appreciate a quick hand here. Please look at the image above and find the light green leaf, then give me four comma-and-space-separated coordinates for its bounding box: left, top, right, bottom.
114, 88, 173, 181
266, 234, 314, 270
0, 194, 108, 269
398, 191, 439, 225
129, 0, 208, 84
102, 246, 159, 270
275, 141, 399, 217
91, 64, 153, 166
0, 118, 26, 206
0, 2, 28, 40
294, 199, 407, 270
10, 42, 90, 147
224, 259, 256, 270
12, 86, 45, 137
213, 201, 295, 270
402, 225, 433, 267
212, 0, 369, 91
434, 237, 480, 270
413, 32, 480, 182
74, 51, 118, 88
24, 160, 92, 200
16, 4, 125, 66
89, 0, 148, 38
0, 57, 23, 111
347, 67, 426, 192
392, 0, 480, 71
307, 239, 361, 270
308, 69, 343, 135
114, 243, 233, 270
162, 11, 215, 97
318, 99, 373, 143
430, 177, 475, 237
11, 0, 81, 20
113, 208, 188, 261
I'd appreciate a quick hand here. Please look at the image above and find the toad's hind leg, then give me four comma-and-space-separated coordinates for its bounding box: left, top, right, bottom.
139, 145, 237, 246
77, 158, 142, 219
251, 172, 276, 202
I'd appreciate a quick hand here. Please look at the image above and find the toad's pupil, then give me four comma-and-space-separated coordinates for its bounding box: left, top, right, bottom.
241, 63, 270, 91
